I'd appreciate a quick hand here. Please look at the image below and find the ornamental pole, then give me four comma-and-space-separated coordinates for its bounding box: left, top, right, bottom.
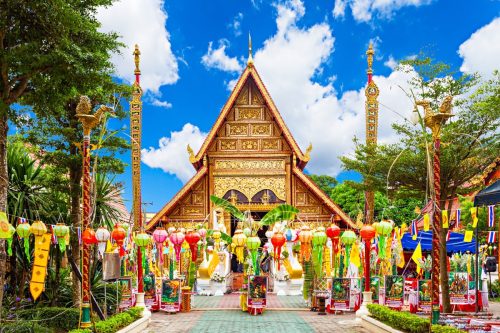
416, 97, 453, 325
130, 45, 147, 309
76, 96, 110, 328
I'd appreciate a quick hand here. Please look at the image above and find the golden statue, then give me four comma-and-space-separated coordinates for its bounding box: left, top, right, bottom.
415, 96, 453, 139
76, 96, 113, 136
133, 44, 141, 75
304, 143, 313, 161
187, 144, 196, 163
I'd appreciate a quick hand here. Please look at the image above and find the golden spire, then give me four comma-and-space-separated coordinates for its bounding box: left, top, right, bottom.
366, 42, 374, 75
247, 33, 254, 66
133, 44, 141, 76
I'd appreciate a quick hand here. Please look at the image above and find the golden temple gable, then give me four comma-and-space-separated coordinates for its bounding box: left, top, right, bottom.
145, 63, 355, 232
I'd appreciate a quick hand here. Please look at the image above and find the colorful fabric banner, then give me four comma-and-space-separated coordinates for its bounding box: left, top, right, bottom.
471, 207, 478, 228
463, 230, 473, 243
442, 210, 449, 228
488, 231, 496, 244
488, 205, 495, 228
411, 242, 423, 275
455, 209, 461, 229
423, 213, 430, 232
446, 230, 451, 241
411, 220, 418, 240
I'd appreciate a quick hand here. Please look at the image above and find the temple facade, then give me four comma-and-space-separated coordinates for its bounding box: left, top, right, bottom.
145, 61, 355, 234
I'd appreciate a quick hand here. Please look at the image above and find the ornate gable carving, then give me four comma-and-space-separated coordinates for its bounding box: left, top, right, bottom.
168, 175, 207, 218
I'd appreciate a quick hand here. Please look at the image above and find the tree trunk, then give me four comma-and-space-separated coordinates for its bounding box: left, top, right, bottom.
0, 106, 9, 319
69, 165, 82, 306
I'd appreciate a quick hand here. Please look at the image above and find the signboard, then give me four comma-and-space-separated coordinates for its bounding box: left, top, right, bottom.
331, 278, 350, 311
449, 272, 468, 305
361, 277, 380, 302
247, 275, 267, 308
160, 279, 181, 312
118, 277, 133, 310
143, 273, 159, 310
418, 279, 431, 312
384, 276, 404, 308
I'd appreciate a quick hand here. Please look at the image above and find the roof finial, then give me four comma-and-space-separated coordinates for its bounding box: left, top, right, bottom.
366, 41, 374, 76
247, 32, 254, 66
133, 44, 141, 77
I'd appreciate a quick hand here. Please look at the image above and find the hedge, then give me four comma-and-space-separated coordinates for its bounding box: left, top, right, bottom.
16, 306, 80, 331
68, 307, 143, 333
367, 304, 465, 333
0, 322, 53, 333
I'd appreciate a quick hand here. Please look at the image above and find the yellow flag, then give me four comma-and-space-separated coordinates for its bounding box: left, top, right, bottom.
350, 242, 361, 268
442, 210, 449, 228
396, 238, 405, 268
412, 233, 417, 241
411, 242, 423, 274
471, 207, 478, 228
464, 230, 473, 242
424, 213, 430, 231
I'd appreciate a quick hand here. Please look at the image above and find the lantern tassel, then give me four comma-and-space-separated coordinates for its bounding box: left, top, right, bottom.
276, 246, 282, 271
7, 238, 12, 256
98, 242, 106, 259
190, 244, 197, 262
236, 246, 244, 264
119, 245, 125, 257
174, 244, 181, 261
59, 238, 66, 253
251, 250, 259, 275
158, 243, 163, 265
24, 237, 30, 260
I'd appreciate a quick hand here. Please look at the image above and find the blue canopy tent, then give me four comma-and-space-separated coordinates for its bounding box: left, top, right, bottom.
401, 231, 476, 253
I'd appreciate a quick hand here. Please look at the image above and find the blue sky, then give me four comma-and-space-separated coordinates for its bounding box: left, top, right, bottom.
96, 0, 500, 212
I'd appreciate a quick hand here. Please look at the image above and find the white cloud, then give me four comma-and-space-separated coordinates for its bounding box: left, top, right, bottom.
142, 124, 207, 183
333, 0, 433, 22
96, 0, 178, 93
228, 13, 244, 37
151, 99, 173, 109
384, 55, 398, 70
201, 40, 243, 73
458, 17, 500, 79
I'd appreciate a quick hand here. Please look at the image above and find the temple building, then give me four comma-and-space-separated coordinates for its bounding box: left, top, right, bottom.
145, 53, 355, 235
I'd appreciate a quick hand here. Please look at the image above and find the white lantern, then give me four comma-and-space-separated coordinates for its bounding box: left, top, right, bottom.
95, 227, 111, 258
167, 227, 175, 235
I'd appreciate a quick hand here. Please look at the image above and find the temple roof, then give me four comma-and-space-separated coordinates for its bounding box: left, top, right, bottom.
190, 63, 311, 170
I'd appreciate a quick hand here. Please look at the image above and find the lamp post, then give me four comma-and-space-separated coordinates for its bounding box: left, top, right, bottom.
415, 96, 453, 324
76, 96, 111, 328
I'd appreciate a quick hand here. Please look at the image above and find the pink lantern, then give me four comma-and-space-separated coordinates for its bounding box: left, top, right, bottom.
167, 227, 175, 235
153, 227, 168, 264
169, 231, 185, 261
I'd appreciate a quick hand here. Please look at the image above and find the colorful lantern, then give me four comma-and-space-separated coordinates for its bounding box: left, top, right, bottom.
375, 221, 393, 259
312, 230, 327, 277
232, 229, 247, 263
246, 236, 261, 274
167, 226, 175, 235
134, 232, 151, 273
340, 230, 357, 267
0, 220, 15, 256
82, 228, 98, 245
360, 225, 376, 241
16, 221, 31, 260
30, 220, 47, 237
198, 228, 207, 239
271, 232, 286, 270
265, 230, 274, 240
153, 227, 168, 264
111, 223, 127, 256
212, 230, 221, 250
54, 223, 70, 253
169, 231, 185, 261
299, 226, 313, 261
185, 230, 201, 262
285, 228, 297, 242
326, 224, 341, 253
243, 227, 251, 237
95, 227, 110, 259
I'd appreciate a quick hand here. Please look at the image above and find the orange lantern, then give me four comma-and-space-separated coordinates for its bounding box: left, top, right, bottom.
82, 228, 98, 245
299, 226, 313, 261
111, 223, 127, 256
271, 232, 286, 270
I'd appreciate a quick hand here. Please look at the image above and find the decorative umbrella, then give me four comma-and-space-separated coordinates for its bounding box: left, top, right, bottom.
95, 227, 110, 259
16, 221, 31, 260
54, 223, 70, 253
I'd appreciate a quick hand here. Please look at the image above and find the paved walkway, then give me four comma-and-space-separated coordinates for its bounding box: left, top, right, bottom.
192, 294, 308, 309
147, 310, 367, 333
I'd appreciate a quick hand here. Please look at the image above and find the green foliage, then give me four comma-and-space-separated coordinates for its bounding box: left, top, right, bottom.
308, 175, 337, 196
68, 307, 143, 333
260, 204, 299, 225
16, 307, 80, 331
0, 322, 53, 333
210, 195, 246, 221
367, 304, 465, 333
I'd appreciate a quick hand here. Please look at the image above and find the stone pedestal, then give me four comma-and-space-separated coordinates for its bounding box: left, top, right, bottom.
135, 292, 151, 316
356, 291, 373, 320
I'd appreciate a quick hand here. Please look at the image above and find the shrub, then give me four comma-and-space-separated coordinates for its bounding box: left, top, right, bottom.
367, 304, 465, 333
0, 322, 53, 333
68, 307, 143, 333
16, 306, 80, 331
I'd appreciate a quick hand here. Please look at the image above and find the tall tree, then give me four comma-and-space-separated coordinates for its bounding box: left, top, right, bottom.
341, 58, 499, 312
0, 0, 127, 308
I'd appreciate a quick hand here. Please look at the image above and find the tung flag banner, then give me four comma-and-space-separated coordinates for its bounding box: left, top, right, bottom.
488, 205, 495, 228
411, 242, 423, 275
455, 209, 461, 229
423, 213, 430, 232
446, 230, 451, 241
442, 210, 449, 228
488, 231, 496, 244
464, 230, 473, 243
471, 207, 478, 228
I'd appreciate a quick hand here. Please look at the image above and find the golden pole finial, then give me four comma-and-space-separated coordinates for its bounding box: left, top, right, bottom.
247, 33, 254, 66
366, 42, 374, 75
133, 44, 141, 76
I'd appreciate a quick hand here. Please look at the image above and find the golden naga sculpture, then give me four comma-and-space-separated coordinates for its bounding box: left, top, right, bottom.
187, 144, 196, 163
415, 95, 453, 139
304, 143, 313, 161
76, 96, 114, 136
